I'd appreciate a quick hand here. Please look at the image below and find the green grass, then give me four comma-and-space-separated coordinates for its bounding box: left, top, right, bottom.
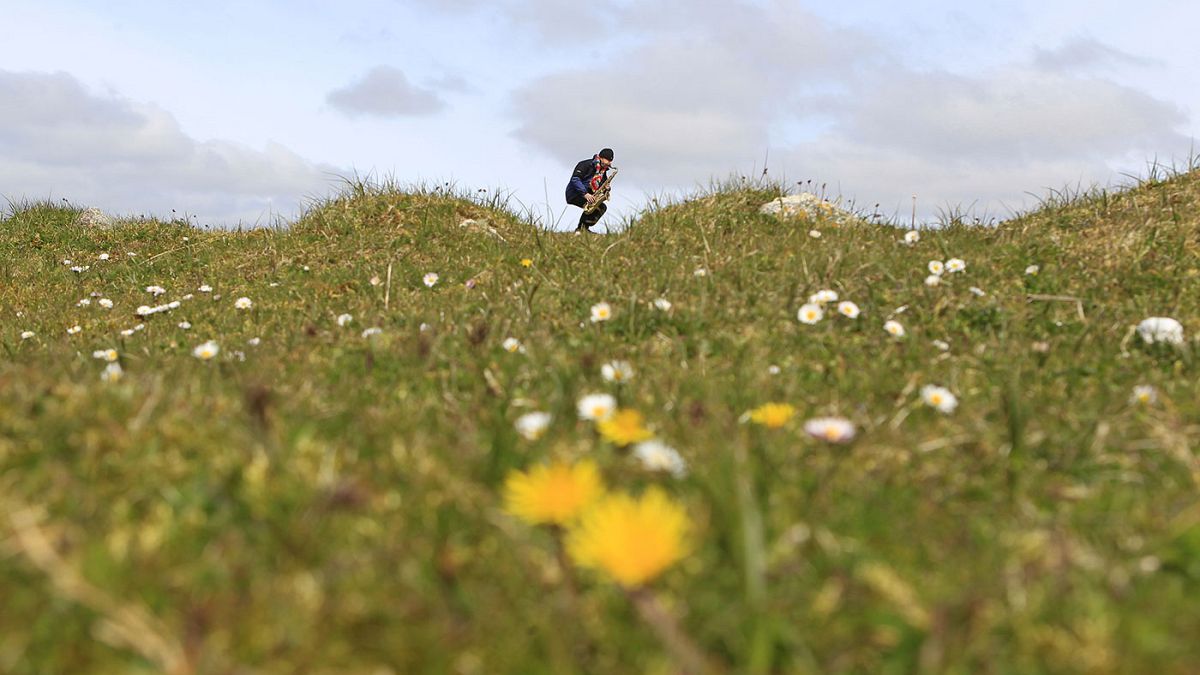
2, 172, 1200, 673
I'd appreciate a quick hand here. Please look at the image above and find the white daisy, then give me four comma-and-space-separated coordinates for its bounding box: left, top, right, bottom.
924, 275, 942, 287
803, 417, 856, 443
98, 253, 110, 261
883, 320, 906, 337
369, 275, 382, 287
178, 321, 192, 330
590, 302, 613, 323
601, 360, 634, 383
768, 365, 781, 375
577, 393, 617, 422
181, 294, 194, 301
70, 266, 88, 273
808, 289, 838, 305
146, 285, 167, 296
797, 303, 824, 325
67, 325, 82, 335
167, 301, 181, 309
653, 297, 672, 312
837, 301, 861, 319
234, 297, 253, 310
903, 230, 920, 245
98, 298, 114, 309
92, 348, 118, 362
62, 259, 72, 266
136, 305, 154, 316
20, 331, 35, 340
1136, 317, 1184, 346
632, 440, 688, 478
928, 260, 945, 276
100, 362, 124, 383
361, 327, 383, 338
336, 313, 353, 327
423, 272, 440, 288
932, 339, 950, 351
1130, 385, 1158, 406
134, 324, 145, 331
969, 287, 986, 297
199, 284, 213, 293
1025, 264, 1040, 276
921, 385, 958, 413
808, 229, 822, 239
126, 251, 137, 258
945, 258, 966, 273
502, 337, 525, 354
514, 412, 552, 441
120, 328, 135, 337
247, 337, 261, 347
193, 340, 220, 360
693, 267, 708, 277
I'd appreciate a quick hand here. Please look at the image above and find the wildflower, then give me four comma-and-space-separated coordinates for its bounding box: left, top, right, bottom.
797, 303, 824, 325
803, 417, 856, 443
92, 348, 118, 362
566, 487, 689, 587
520, 258, 533, 267
136, 306, 154, 316
1130, 385, 1157, 406
883, 320, 906, 337
134, 324, 145, 331
146, 285, 167, 296
921, 385, 958, 413
362, 327, 383, 338
577, 393, 617, 422
768, 365, 781, 375
837, 301, 861, 319
653, 297, 672, 312
969, 287, 986, 297
100, 362, 123, 383
945, 258, 966, 273
502, 337, 525, 353
67, 325, 82, 335
903, 230, 920, 245
178, 321, 192, 330
1025, 264, 1040, 276
597, 409, 654, 445
693, 268, 708, 277
98, 253, 110, 261
1136, 317, 1184, 346
233, 350, 246, 362
514, 411, 553, 441
120, 329, 135, 337
70, 265, 88, 273
504, 460, 604, 526
77, 298, 91, 307
337, 313, 353, 327
20, 331, 35, 340
932, 339, 950, 351
465, 278, 477, 289
234, 297, 253, 310
62, 259, 72, 266
928, 260, 945, 276
127, 251, 136, 258
590, 302, 613, 323
809, 289, 838, 305
924, 275, 942, 287
98, 298, 113, 309
199, 284, 213, 293
632, 440, 688, 478
601, 360, 634, 383
247, 337, 261, 347
369, 275, 382, 286
809, 229, 822, 239
748, 402, 796, 429
193, 340, 219, 360
181, 294, 194, 300
167, 300, 181, 309
423, 272, 439, 288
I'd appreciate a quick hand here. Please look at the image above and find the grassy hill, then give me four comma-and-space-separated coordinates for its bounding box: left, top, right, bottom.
2, 171, 1199, 674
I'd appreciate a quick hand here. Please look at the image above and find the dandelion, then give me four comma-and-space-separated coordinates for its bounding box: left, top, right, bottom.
504, 460, 604, 526
837, 301, 861, 319
520, 258, 533, 268
969, 287, 986, 297
98, 298, 113, 309
361, 327, 383, 338
1130, 385, 1158, 406
502, 337, 525, 354
100, 362, 123, 383
577, 393, 617, 422
566, 487, 689, 587
924, 275, 942, 287
146, 285, 166, 296
797, 303, 824, 325
803, 417, 856, 443
653, 297, 672, 312
601, 360, 634, 383
20, 331, 35, 340
945, 258, 966, 273
178, 321, 192, 330
928, 260, 945, 276
199, 284, 213, 293
234, 297, 253, 310
193, 340, 219, 360
77, 298, 91, 307
1025, 264, 1040, 276
921, 385, 958, 413
903, 230, 920, 245
67, 325, 82, 335
808, 289, 838, 305
632, 440, 688, 478
514, 411, 553, 441
423, 272, 439, 288
336, 313, 353, 327
597, 409, 654, 446
883, 320, 906, 337
590, 302, 613, 323
92, 349, 118, 362
1136, 317, 1184, 346
748, 402, 796, 429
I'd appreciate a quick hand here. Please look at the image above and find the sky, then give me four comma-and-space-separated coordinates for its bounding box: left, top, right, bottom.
1, 0, 1197, 229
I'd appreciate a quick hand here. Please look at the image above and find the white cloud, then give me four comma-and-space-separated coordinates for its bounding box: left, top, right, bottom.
325, 66, 446, 118
0, 69, 339, 224
1033, 37, 1162, 72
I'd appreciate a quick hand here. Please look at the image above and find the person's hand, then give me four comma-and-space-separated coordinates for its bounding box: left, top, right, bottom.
584, 193, 595, 204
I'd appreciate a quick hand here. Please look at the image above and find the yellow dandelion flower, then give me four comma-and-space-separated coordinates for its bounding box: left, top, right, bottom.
597, 409, 654, 446
504, 460, 605, 526
749, 402, 796, 429
520, 258, 533, 267
567, 487, 689, 587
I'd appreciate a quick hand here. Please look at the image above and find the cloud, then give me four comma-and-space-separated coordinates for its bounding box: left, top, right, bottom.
325, 66, 446, 118
1033, 37, 1161, 73
0, 69, 338, 224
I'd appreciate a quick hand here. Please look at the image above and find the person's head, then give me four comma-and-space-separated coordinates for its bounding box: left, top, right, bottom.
598, 148, 614, 168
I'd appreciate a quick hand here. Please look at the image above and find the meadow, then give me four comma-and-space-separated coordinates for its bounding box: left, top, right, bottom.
2, 169, 1199, 674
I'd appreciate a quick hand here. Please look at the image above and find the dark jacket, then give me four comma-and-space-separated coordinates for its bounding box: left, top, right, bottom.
565, 157, 608, 202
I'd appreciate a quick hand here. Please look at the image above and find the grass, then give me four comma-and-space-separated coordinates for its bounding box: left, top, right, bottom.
2, 171, 1200, 673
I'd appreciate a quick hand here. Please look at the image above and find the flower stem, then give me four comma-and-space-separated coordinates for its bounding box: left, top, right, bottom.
627, 587, 716, 675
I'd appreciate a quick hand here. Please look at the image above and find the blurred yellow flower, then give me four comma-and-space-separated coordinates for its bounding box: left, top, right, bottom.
567, 487, 689, 587
597, 409, 654, 445
504, 460, 604, 526
520, 258, 533, 267
749, 402, 795, 429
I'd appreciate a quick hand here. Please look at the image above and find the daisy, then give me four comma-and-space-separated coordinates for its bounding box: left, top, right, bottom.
70, 266, 88, 273
1025, 264, 1040, 276
597, 409, 654, 446
361, 327, 383, 338
514, 411, 552, 441
883, 320, 906, 337
178, 321, 192, 330
924, 275, 942, 287
247, 337, 261, 347
504, 460, 604, 526
120, 329, 136, 337
126, 252, 137, 258
945, 258, 966, 273
20, 331, 35, 340
1130, 385, 1157, 406
632, 440, 688, 478
100, 362, 124, 383
590, 302, 613, 323
369, 275, 382, 286
1136, 317, 1184, 346
969, 287, 986, 297
423, 272, 440, 288
693, 268, 708, 277
928, 260, 945, 276
167, 301, 180, 309
932, 339, 950, 351
921, 385, 958, 413
198, 284, 213, 293
146, 285, 166, 296
502, 337, 525, 354
62, 259, 72, 266
601, 360, 634, 383
837, 301, 861, 319
566, 487, 689, 587
92, 348, 118, 362
808, 289, 838, 305
803, 417, 856, 443
336, 313, 353, 327
98, 253, 110, 261
748, 402, 796, 429
136, 306, 154, 316
98, 298, 114, 309
77, 298, 91, 307
903, 230, 920, 245
797, 303, 824, 325
808, 229, 822, 239
193, 340, 220, 360
768, 365, 781, 375
234, 297, 253, 310
577, 393, 617, 422
67, 325, 82, 335
652, 297, 672, 312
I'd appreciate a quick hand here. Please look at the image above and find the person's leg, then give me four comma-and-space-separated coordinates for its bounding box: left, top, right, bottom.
582, 202, 606, 230
567, 195, 590, 232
